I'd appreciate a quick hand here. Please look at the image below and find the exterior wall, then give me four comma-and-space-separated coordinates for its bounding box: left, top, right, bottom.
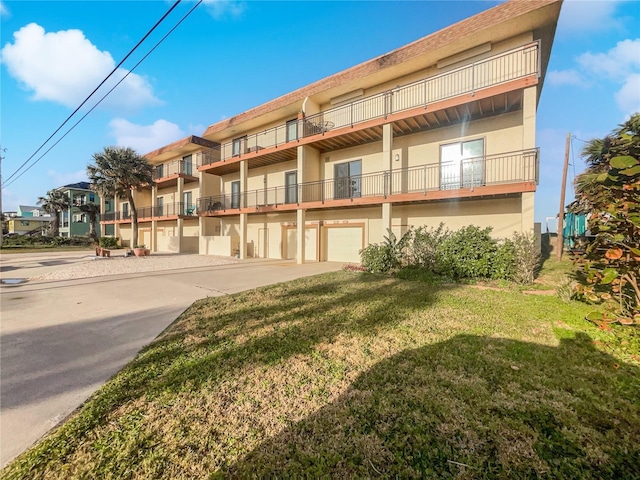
393, 197, 525, 239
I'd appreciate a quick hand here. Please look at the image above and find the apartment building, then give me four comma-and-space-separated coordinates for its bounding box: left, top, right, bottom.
101, 136, 218, 251
102, 0, 561, 262
56, 182, 102, 238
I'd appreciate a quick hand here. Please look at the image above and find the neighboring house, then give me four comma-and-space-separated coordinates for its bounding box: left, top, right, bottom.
7, 206, 53, 235
56, 182, 102, 238
101, 0, 561, 261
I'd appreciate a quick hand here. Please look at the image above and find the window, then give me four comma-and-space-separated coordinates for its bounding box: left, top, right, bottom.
231, 181, 241, 209
89, 193, 95, 203
285, 171, 297, 204
155, 164, 164, 179
334, 160, 362, 199
123, 202, 129, 219
286, 119, 299, 142
182, 154, 193, 175
440, 138, 485, 190
156, 197, 164, 216
232, 136, 247, 157
73, 213, 86, 223
20, 220, 30, 226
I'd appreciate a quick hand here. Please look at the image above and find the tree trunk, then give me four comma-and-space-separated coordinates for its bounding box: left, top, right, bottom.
51, 213, 60, 237
128, 190, 138, 248
88, 214, 97, 240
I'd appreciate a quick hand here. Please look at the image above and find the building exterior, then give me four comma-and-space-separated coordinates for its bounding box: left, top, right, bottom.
56, 182, 102, 238
7, 206, 53, 235
101, 0, 561, 262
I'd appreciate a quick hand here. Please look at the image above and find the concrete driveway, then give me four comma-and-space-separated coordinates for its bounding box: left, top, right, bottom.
0, 251, 341, 466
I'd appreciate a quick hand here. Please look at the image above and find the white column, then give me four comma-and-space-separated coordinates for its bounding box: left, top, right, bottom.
297, 208, 306, 264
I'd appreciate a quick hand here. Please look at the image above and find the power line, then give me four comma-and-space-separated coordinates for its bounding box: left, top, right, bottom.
2, 0, 182, 186
3, 0, 203, 188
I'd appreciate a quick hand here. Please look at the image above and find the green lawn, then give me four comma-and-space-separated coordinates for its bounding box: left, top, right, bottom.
3, 261, 639, 479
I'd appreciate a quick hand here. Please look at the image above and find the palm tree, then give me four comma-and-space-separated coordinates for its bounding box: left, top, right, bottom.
79, 202, 101, 240
87, 146, 153, 249
37, 189, 70, 236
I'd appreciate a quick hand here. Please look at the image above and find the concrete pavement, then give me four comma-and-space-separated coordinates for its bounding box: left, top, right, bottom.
0, 252, 342, 466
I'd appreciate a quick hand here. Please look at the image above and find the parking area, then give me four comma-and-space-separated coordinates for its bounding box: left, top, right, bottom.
0, 251, 342, 466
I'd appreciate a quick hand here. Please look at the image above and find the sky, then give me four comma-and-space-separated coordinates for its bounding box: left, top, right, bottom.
1, 0, 639, 229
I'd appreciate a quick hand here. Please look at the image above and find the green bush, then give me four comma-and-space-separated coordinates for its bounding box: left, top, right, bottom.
437, 225, 497, 279
404, 223, 449, 270
491, 239, 516, 280
359, 243, 397, 273
99, 237, 119, 248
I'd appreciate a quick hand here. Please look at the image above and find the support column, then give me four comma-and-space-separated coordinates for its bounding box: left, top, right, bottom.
382, 202, 392, 242
382, 123, 393, 172
522, 86, 537, 233
177, 177, 184, 253
151, 186, 157, 252
297, 208, 306, 264
240, 212, 247, 259
239, 160, 248, 259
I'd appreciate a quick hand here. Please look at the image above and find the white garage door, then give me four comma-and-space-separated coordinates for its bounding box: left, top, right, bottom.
285, 227, 318, 262
326, 226, 363, 263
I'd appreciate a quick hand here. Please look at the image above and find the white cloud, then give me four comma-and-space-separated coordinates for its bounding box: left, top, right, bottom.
558, 0, 623, 33
109, 118, 185, 154
0, 1, 10, 19
546, 69, 584, 87
202, 0, 246, 18
0, 23, 160, 110
46, 169, 88, 187
615, 72, 640, 115
578, 39, 640, 81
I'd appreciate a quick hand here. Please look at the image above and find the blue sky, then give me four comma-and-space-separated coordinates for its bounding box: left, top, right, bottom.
1, 0, 638, 229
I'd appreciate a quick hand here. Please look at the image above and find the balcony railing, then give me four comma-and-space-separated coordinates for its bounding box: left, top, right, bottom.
152, 160, 196, 180
197, 42, 539, 168
197, 148, 538, 212
100, 202, 196, 222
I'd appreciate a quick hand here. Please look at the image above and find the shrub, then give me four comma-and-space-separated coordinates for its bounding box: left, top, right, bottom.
359, 243, 397, 273
99, 237, 119, 248
511, 231, 540, 284
437, 225, 497, 279
492, 239, 516, 280
405, 223, 449, 270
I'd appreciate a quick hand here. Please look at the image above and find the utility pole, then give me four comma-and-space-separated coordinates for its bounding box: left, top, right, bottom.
556, 133, 571, 260
0, 146, 6, 249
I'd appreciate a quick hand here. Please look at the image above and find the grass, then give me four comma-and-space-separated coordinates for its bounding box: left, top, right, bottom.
3, 259, 639, 479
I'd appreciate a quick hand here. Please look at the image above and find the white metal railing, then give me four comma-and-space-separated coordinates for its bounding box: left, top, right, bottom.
197, 42, 539, 168
196, 148, 538, 212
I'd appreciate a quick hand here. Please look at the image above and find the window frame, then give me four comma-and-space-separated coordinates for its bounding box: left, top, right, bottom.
334, 159, 362, 199
439, 138, 485, 190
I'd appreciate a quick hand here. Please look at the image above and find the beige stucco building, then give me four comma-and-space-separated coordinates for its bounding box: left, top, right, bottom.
101, 0, 561, 263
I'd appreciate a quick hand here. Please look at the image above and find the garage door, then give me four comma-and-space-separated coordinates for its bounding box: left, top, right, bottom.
325, 226, 363, 263
285, 227, 318, 262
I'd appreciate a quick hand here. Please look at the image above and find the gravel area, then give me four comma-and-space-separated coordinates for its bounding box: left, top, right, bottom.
31, 253, 240, 281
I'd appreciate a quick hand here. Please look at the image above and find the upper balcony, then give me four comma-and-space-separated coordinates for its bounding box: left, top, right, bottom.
152, 159, 198, 188
100, 202, 197, 224
196, 42, 539, 176
197, 148, 538, 216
